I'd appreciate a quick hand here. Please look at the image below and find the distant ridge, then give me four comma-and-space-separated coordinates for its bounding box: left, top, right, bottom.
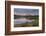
14, 13, 38, 16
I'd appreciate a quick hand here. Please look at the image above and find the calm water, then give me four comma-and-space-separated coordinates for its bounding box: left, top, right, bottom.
14, 18, 33, 24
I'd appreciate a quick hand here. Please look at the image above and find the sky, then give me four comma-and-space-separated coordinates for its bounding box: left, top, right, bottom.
14, 8, 39, 15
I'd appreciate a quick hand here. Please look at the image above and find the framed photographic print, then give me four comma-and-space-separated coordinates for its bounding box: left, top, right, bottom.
5, 1, 45, 35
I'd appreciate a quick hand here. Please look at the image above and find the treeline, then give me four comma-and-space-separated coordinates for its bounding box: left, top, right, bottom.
14, 15, 39, 19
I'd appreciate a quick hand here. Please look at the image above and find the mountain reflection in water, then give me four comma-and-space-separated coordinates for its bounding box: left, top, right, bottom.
14, 18, 34, 24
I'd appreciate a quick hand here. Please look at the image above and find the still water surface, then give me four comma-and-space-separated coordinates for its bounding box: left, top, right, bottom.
14, 18, 33, 24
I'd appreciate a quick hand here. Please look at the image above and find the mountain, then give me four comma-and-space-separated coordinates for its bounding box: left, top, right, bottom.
14, 13, 38, 16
